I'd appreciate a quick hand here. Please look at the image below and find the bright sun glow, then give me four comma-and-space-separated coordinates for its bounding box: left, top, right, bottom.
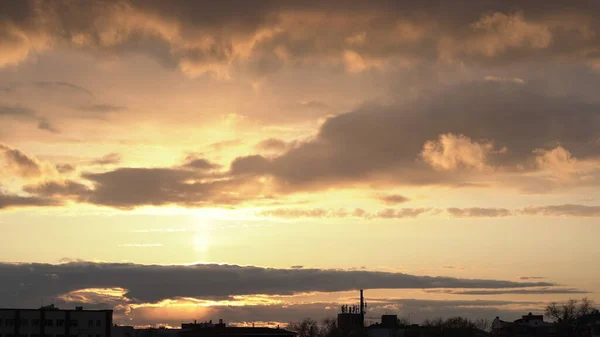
193, 231, 211, 253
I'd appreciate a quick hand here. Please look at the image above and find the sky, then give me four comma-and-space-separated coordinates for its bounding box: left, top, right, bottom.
1, 0, 600, 328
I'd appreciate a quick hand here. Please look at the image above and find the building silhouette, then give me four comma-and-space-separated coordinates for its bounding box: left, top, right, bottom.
179, 319, 296, 337
0, 305, 112, 337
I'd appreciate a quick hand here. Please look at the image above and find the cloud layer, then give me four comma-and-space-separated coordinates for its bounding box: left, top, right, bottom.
2, 1, 600, 77
0, 261, 562, 325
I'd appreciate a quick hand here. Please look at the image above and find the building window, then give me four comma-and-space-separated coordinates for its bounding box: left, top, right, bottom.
89, 320, 94, 327
57, 320, 64, 327
7, 319, 15, 326
45, 320, 53, 327
57, 334, 65, 337
32, 319, 40, 326
20, 319, 28, 327
19, 334, 27, 337
70, 320, 78, 327
45, 334, 53, 337
96, 320, 101, 327
32, 334, 40, 337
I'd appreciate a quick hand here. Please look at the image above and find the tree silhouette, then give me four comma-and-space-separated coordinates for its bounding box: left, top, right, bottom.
545, 297, 599, 337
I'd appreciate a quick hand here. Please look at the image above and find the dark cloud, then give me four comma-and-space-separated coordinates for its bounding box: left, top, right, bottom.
231, 155, 273, 175
181, 156, 221, 171
56, 164, 76, 174
258, 207, 430, 219
32, 81, 93, 96
521, 204, 600, 217
442, 266, 466, 270
0, 261, 554, 309
0, 143, 42, 177
0, 192, 59, 209
37, 119, 60, 133
79, 104, 127, 113
210, 139, 244, 151
230, 81, 600, 190
256, 138, 288, 152
87, 153, 122, 166
25, 167, 260, 209
447, 208, 513, 218
425, 288, 589, 295
0, 103, 36, 117
379, 194, 410, 205
2, 1, 600, 76
519, 276, 546, 280
0, 103, 58, 133
23, 180, 90, 198
300, 100, 329, 110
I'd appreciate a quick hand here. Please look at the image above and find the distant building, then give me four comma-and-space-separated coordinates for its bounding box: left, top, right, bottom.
492, 313, 557, 337
337, 290, 366, 336
132, 327, 178, 337
366, 315, 404, 337
0, 305, 112, 337
403, 326, 489, 337
178, 319, 296, 337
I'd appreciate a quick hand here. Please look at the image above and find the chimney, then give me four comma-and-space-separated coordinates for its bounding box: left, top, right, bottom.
360, 289, 365, 327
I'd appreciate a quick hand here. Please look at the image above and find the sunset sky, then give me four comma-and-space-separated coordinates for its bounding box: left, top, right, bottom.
1, 0, 600, 328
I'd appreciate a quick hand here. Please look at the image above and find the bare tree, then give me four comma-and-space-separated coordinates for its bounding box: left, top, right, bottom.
319, 317, 341, 337
422, 317, 444, 328
474, 318, 491, 332
287, 319, 320, 337
545, 297, 599, 337
288, 318, 342, 337
397, 316, 411, 327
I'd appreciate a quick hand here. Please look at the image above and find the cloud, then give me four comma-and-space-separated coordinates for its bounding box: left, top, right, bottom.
79, 104, 127, 113
0, 103, 58, 133
425, 288, 590, 295
0, 191, 60, 209
421, 134, 503, 171
0, 103, 36, 118
37, 119, 60, 133
56, 164, 76, 174
2, 1, 600, 77
22, 166, 265, 209
209, 139, 244, 151
23, 180, 90, 198
484, 76, 525, 84
181, 156, 221, 171
521, 204, 600, 217
519, 276, 546, 280
446, 208, 513, 218
258, 207, 431, 219
32, 81, 93, 96
0, 143, 43, 178
256, 138, 289, 152
0, 261, 554, 309
87, 153, 122, 166
125, 297, 545, 327
227, 81, 600, 191
379, 194, 410, 205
